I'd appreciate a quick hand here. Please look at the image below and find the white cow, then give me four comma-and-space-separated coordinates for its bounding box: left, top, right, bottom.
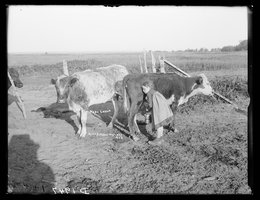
51, 65, 128, 137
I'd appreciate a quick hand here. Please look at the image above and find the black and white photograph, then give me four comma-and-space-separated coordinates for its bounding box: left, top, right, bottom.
7, 5, 252, 194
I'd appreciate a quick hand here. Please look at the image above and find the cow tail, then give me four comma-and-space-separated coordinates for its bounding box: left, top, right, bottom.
123, 80, 128, 113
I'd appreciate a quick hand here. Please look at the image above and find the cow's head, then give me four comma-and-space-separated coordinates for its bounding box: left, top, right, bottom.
51, 74, 71, 103
9, 68, 23, 88
192, 74, 213, 96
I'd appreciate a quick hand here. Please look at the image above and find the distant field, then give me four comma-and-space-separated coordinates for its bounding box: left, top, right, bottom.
8, 52, 141, 68
8, 51, 248, 78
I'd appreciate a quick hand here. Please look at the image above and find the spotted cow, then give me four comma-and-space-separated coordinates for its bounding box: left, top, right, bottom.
51, 65, 129, 137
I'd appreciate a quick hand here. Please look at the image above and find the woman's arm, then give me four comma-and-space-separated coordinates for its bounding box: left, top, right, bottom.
146, 92, 153, 108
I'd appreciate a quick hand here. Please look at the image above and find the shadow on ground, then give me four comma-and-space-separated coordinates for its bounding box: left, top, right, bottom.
8, 134, 55, 194
31, 101, 130, 138
31, 100, 154, 141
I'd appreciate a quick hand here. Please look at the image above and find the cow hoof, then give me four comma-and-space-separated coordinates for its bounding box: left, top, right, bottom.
107, 123, 113, 128
79, 133, 86, 138
76, 129, 81, 135
148, 138, 164, 145
132, 135, 140, 142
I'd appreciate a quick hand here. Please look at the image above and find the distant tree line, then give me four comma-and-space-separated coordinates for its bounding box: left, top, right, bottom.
177, 40, 247, 52
221, 40, 247, 52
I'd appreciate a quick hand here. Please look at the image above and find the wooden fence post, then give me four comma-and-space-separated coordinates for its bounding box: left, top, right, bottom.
139, 55, 143, 73
164, 59, 189, 76
151, 51, 156, 73
159, 56, 166, 73
63, 60, 69, 76
143, 50, 148, 73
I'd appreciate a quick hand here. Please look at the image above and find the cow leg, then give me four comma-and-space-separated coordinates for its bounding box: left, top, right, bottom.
128, 101, 141, 141
134, 101, 144, 134
79, 109, 88, 138
133, 114, 141, 133
108, 94, 119, 128
75, 111, 82, 135
169, 103, 178, 132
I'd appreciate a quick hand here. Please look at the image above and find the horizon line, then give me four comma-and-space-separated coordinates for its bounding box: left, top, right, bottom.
8, 49, 239, 55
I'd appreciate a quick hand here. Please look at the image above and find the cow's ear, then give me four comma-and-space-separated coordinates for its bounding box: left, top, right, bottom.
196, 76, 203, 85
69, 77, 78, 87
51, 78, 57, 85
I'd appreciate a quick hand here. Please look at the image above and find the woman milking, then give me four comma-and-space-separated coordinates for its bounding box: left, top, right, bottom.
141, 81, 177, 145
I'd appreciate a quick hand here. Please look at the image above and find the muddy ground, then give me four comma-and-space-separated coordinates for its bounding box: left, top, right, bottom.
8, 74, 251, 194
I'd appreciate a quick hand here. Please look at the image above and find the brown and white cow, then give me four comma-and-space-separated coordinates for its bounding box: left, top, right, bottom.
51, 65, 128, 137
122, 72, 213, 141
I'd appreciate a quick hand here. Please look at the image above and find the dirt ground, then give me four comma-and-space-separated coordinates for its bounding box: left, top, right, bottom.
8, 74, 251, 194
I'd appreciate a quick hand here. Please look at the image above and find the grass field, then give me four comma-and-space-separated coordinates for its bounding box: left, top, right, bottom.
8, 51, 248, 77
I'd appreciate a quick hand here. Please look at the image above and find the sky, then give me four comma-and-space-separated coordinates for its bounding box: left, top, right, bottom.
7, 6, 248, 53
